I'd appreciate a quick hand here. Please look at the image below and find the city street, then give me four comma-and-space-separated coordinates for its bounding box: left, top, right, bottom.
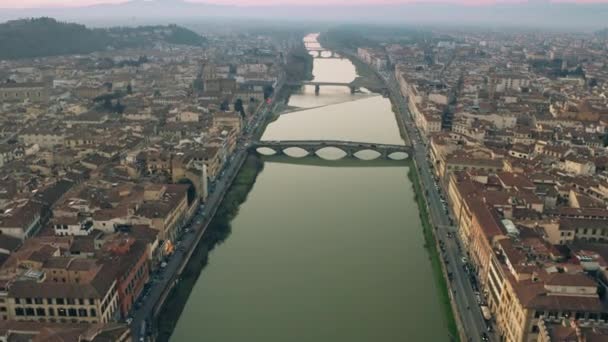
384, 72, 495, 342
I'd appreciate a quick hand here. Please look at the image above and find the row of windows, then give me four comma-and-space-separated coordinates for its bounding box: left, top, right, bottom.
15, 297, 95, 306
101, 297, 117, 316
14, 307, 97, 318
534, 310, 608, 321
125, 263, 148, 295
575, 228, 608, 236
1, 92, 43, 97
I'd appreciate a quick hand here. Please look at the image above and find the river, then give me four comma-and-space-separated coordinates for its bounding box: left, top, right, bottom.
169, 33, 449, 342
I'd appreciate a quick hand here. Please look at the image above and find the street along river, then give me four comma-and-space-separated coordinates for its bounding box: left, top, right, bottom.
166, 33, 449, 342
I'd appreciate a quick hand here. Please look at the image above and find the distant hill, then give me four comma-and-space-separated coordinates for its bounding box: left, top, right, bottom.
0, 17, 206, 60
1, 0, 608, 31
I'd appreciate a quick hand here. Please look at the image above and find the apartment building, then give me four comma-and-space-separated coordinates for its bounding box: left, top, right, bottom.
0, 82, 50, 104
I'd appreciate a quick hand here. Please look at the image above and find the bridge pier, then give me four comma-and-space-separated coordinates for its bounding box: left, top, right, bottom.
343, 148, 355, 159
315, 84, 320, 95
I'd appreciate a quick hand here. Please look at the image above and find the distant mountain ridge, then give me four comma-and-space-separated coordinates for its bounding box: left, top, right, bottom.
1, 0, 608, 31
0, 17, 206, 60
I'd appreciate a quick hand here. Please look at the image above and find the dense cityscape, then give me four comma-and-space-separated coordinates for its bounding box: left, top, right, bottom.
0, 2, 608, 342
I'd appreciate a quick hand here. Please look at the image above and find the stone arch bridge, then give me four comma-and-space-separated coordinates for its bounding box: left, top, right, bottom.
285, 81, 358, 94
251, 140, 412, 160
308, 50, 343, 59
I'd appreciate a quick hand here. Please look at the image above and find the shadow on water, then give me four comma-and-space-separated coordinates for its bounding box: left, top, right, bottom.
155, 155, 265, 342
259, 154, 408, 168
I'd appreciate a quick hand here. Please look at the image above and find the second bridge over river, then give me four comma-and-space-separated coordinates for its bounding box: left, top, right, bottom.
285, 80, 358, 94
251, 140, 412, 160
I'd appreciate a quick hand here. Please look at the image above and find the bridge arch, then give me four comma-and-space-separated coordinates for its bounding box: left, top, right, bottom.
353, 149, 382, 160
282, 147, 310, 158
255, 147, 278, 156
308, 50, 320, 58
388, 152, 409, 161
314, 146, 349, 160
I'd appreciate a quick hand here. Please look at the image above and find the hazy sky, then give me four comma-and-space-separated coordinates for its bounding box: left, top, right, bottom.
1, 0, 607, 8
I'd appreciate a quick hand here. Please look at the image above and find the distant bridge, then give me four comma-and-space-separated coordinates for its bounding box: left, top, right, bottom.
251, 140, 411, 160
285, 80, 358, 94
307, 50, 343, 59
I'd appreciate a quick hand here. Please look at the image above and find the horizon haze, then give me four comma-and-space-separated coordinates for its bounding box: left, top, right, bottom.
0, 0, 608, 30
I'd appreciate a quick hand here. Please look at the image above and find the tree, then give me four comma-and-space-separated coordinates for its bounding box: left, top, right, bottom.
234, 98, 245, 117
220, 99, 230, 111
263, 85, 274, 100
193, 77, 204, 91
115, 100, 125, 114
177, 178, 197, 205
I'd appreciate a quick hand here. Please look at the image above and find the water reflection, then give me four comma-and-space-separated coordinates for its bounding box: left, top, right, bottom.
263, 96, 404, 145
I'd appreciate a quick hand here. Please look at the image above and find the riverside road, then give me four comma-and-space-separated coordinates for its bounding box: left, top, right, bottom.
129, 76, 283, 342
382, 70, 496, 342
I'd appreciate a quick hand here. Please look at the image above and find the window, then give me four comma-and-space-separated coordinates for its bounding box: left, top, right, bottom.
67, 298, 75, 305
34, 298, 43, 304
531, 325, 539, 333
48, 308, 55, 316
89, 299, 95, 305
25, 308, 34, 316
68, 309, 77, 317
58, 308, 67, 317
57, 298, 65, 305
78, 308, 88, 317
15, 298, 21, 304
15, 308, 24, 316
78, 299, 84, 305
534, 311, 544, 318
47, 298, 53, 305
0, 307, 6, 312
36, 308, 45, 316
90, 309, 97, 317
25, 298, 32, 305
